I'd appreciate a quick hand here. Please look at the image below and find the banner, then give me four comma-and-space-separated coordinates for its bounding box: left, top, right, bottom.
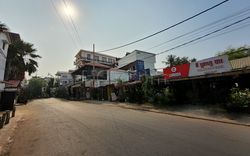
163, 63, 190, 80
189, 55, 232, 77
136, 60, 145, 80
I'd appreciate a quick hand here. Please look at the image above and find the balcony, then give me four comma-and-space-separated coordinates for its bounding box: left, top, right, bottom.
74, 57, 115, 66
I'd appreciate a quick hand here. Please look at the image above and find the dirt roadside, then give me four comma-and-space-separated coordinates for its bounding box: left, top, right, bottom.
0, 105, 27, 156
83, 100, 250, 127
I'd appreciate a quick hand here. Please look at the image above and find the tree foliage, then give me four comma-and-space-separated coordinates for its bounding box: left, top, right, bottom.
142, 76, 154, 102
1, 22, 41, 80
163, 54, 196, 67
5, 40, 41, 80
217, 45, 250, 60
55, 86, 69, 99
27, 77, 47, 99
45, 78, 55, 97
0, 21, 8, 32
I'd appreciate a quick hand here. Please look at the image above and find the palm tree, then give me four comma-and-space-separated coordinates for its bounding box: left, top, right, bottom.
0, 22, 9, 32
5, 40, 41, 80
163, 54, 197, 67
162, 54, 177, 67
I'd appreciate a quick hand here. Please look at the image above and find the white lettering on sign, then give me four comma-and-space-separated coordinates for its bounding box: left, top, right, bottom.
171, 67, 177, 72
169, 72, 181, 77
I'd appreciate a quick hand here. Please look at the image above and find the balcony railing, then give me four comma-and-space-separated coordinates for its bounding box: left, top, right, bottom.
74, 57, 115, 65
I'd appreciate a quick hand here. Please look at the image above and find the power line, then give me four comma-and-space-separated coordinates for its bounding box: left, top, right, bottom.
62, 0, 82, 45
50, 0, 79, 49
97, 0, 229, 53
186, 21, 250, 48
141, 16, 250, 61
140, 20, 250, 66
145, 7, 250, 51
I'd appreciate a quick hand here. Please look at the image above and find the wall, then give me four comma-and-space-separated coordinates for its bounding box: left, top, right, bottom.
58, 72, 73, 86
77, 50, 116, 64
118, 52, 137, 68
0, 33, 9, 91
108, 70, 129, 83
118, 50, 156, 75
136, 52, 156, 75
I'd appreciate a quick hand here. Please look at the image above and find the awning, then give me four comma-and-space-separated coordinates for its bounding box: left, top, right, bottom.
4, 80, 21, 88
72, 63, 111, 75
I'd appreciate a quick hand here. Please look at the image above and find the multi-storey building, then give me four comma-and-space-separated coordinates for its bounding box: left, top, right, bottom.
0, 31, 10, 94
74, 49, 117, 69
118, 50, 156, 80
0, 31, 21, 111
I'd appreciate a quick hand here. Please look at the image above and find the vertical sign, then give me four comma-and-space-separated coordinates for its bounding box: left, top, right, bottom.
136, 60, 145, 80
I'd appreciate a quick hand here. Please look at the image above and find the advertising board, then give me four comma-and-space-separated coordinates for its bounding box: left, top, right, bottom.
163, 63, 190, 80
189, 55, 232, 77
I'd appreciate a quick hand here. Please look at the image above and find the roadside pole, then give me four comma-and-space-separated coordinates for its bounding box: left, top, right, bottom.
93, 44, 95, 88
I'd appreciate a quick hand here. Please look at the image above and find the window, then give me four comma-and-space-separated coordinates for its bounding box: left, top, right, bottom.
87, 54, 91, 60
94, 56, 99, 61
108, 58, 112, 63
102, 57, 107, 62
2, 41, 6, 50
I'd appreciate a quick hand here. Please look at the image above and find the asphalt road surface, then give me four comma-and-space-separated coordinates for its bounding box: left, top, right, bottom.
10, 98, 250, 156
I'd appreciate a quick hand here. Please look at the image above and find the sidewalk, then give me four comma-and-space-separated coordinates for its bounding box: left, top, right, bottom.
114, 102, 250, 127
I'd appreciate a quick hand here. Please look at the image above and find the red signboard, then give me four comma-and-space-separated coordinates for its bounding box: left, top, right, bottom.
163, 63, 190, 80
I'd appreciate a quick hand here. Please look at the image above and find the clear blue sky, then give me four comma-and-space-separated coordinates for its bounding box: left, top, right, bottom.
1, 0, 250, 77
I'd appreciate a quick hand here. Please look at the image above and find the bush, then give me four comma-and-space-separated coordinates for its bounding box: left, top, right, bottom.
125, 84, 145, 104
226, 87, 250, 112
55, 86, 69, 99
151, 88, 176, 106
17, 87, 28, 104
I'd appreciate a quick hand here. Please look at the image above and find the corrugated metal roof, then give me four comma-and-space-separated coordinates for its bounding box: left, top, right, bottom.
5, 80, 21, 88
230, 56, 250, 69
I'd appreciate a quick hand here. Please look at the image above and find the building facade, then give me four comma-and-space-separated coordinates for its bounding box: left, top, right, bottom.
118, 50, 156, 80
0, 31, 10, 92
56, 71, 74, 86
74, 49, 117, 69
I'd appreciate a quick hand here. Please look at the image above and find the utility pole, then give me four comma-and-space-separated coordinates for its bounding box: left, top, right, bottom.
92, 44, 95, 88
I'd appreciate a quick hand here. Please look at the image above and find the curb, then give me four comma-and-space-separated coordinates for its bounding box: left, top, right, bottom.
117, 105, 250, 127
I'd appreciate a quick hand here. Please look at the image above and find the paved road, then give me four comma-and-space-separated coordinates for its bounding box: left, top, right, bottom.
10, 98, 250, 156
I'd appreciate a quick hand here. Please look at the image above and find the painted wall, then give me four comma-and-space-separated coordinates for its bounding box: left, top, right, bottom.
118, 50, 156, 75
108, 70, 129, 83
84, 70, 129, 87
57, 72, 73, 86
0, 32, 10, 91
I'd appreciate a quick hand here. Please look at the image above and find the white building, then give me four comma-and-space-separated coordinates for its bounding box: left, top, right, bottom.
83, 69, 129, 87
74, 49, 117, 69
0, 31, 10, 92
107, 69, 130, 83
118, 50, 156, 78
56, 71, 74, 86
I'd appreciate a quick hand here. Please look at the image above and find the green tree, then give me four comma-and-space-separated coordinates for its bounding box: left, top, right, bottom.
0, 21, 8, 32
217, 45, 250, 60
55, 86, 69, 99
163, 55, 196, 67
45, 78, 55, 97
5, 40, 41, 80
27, 77, 47, 99
142, 76, 154, 102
